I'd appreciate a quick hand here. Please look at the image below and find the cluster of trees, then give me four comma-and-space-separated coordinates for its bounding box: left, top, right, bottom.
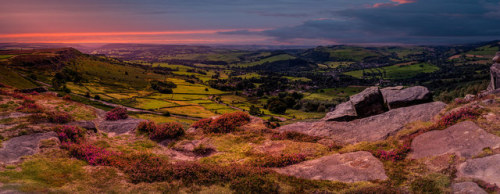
265, 92, 304, 114
208, 78, 255, 91
150, 80, 177, 94
51, 68, 85, 91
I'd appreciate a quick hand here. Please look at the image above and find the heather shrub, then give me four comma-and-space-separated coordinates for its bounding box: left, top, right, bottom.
437, 107, 481, 128
191, 112, 251, 133
251, 153, 307, 167
62, 94, 71, 101
105, 107, 128, 121
475, 179, 500, 193
67, 143, 118, 166
54, 125, 86, 144
375, 144, 411, 162
137, 121, 185, 140
230, 175, 280, 194
16, 101, 44, 113
47, 111, 73, 124
119, 153, 172, 183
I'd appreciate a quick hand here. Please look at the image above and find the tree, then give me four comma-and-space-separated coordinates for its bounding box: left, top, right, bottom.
249, 105, 261, 116
267, 97, 287, 114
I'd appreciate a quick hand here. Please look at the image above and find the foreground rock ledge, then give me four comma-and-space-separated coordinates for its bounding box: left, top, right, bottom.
0, 132, 58, 164
98, 117, 145, 135
280, 101, 446, 144
274, 151, 388, 183
452, 182, 487, 194
410, 121, 500, 159
457, 154, 500, 186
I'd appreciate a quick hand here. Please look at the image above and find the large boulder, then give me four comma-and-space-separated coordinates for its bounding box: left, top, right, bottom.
322, 101, 357, 121
451, 182, 487, 194
275, 151, 387, 182
381, 86, 432, 109
0, 132, 58, 164
322, 87, 386, 121
281, 101, 446, 144
410, 121, 500, 159
98, 118, 145, 135
457, 154, 500, 186
350, 87, 387, 118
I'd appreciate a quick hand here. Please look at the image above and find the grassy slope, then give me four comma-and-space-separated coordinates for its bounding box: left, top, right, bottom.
0, 66, 37, 89
344, 63, 440, 79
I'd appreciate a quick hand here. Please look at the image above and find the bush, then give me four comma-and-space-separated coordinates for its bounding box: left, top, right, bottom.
67, 143, 118, 166
54, 125, 86, 144
62, 94, 71, 101
150, 80, 177, 94
105, 107, 128, 121
230, 176, 280, 194
345, 185, 402, 194
437, 107, 481, 128
16, 101, 44, 113
137, 121, 185, 140
251, 153, 307, 167
249, 105, 262, 116
191, 112, 251, 133
47, 111, 73, 124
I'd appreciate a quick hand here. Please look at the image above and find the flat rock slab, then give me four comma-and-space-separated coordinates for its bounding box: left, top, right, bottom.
98, 118, 145, 135
457, 154, 500, 186
452, 182, 487, 194
0, 132, 58, 164
410, 121, 500, 159
280, 102, 446, 144
275, 151, 388, 182
68, 121, 97, 131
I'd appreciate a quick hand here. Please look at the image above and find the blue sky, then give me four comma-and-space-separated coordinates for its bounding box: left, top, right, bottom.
0, 0, 499, 45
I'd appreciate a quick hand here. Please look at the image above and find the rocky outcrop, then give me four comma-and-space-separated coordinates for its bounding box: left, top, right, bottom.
457, 154, 500, 186
452, 182, 487, 194
98, 118, 145, 135
0, 132, 58, 164
323, 87, 386, 121
410, 121, 500, 159
381, 86, 432, 109
322, 101, 357, 121
281, 101, 446, 144
275, 151, 387, 182
487, 52, 500, 91
323, 86, 434, 121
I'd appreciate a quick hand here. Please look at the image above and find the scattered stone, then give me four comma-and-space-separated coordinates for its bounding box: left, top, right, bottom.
0, 112, 32, 120
98, 118, 144, 135
322, 101, 357, 121
0, 132, 58, 164
350, 87, 386, 118
281, 102, 446, 144
173, 138, 214, 155
17, 87, 48, 94
275, 151, 388, 182
457, 154, 500, 186
381, 86, 432, 109
464, 94, 476, 102
410, 121, 500, 159
452, 182, 487, 194
68, 121, 96, 131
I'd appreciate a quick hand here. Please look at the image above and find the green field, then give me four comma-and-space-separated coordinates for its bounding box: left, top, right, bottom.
344, 63, 440, 79
234, 54, 296, 67
304, 87, 367, 101
0, 65, 37, 89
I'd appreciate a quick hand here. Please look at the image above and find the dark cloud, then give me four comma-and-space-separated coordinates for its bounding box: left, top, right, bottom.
260, 0, 500, 44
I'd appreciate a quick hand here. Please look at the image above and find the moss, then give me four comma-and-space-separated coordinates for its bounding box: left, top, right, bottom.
0, 157, 86, 189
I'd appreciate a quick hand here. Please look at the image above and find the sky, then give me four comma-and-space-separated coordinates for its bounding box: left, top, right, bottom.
0, 0, 499, 45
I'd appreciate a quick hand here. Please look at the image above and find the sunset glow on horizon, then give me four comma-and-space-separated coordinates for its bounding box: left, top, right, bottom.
1, 0, 499, 45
